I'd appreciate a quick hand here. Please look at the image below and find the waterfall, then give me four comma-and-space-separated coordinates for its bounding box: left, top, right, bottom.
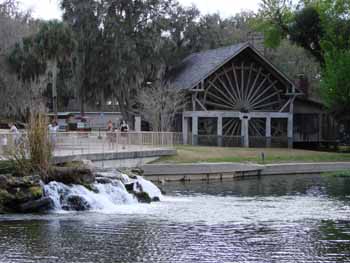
134, 176, 162, 199
43, 171, 162, 212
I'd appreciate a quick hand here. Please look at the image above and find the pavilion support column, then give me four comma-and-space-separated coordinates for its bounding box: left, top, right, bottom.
287, 115, 294, 149
217, 116, 223, 147
266, 117, 272, 148
182, 116, 189, 145
319, 113, 323, 142
240, 115, 250, 148
134, 116, 141, 132
192, 115, 198, 146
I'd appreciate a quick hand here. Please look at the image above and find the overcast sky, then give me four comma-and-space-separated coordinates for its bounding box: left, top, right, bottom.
18, 0, 260, 20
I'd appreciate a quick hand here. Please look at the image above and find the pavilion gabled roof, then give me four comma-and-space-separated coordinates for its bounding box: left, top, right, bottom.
169, 42, 297, 91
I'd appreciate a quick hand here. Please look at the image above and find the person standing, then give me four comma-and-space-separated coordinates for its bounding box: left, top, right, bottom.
9, 123, 20, 147
106, 120, 115, 149
120, 120, 129, 149
48, 120, 59, 148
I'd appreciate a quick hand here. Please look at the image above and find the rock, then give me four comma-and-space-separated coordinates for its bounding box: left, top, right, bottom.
131, 168, 144, 176
96, 177, 113, 184
0, 174, 44, 213
63, 195, 91, 211
133, 191, 152, 203
47, 167, 95, 185
20, 197, 54, 213
81, 160, 96, 171
11, 186, 43, 203
0, 189, 13, 207
0, 174, 41, 189
96, 170, 132, 185
152, 197, 160, 202
29, 186, 43, 199
125, 183, 134, 192
0, 174, 9, 189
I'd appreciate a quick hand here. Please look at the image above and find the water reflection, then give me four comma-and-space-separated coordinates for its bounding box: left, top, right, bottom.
0, 174, 350, 263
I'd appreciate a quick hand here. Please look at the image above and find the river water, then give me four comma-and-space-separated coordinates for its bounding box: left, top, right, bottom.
1, 174, 350, 263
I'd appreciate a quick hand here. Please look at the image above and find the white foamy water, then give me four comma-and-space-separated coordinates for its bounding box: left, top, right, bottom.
134, 176, 163, 199
43, 173, 163, 213
148, 194, 350, 224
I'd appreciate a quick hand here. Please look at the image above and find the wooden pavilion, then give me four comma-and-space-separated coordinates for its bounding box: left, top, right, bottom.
169, 42, 336, 148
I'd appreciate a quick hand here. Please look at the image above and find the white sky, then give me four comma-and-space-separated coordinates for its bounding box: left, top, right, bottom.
18, 0, 260, 20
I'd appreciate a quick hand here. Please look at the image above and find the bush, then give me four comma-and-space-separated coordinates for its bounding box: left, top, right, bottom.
321, 49, 350, 116
6, 113, 53, 178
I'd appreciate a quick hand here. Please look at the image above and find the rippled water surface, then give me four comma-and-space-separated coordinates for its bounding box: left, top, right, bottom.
1, 174, 350, 263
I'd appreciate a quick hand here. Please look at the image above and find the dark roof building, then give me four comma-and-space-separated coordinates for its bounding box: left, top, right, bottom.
170, 42, 336, 148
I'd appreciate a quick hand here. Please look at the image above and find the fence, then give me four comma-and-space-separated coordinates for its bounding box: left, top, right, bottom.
0, 131, 182, 158
0, 131, 292, 159
189, 134, 288, 148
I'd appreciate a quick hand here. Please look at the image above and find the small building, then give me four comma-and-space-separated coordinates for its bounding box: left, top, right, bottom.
169, 42, 336, 148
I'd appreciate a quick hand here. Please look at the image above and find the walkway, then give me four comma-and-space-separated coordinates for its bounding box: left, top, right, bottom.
142, 163, 264, 182
142, 162, 350, 182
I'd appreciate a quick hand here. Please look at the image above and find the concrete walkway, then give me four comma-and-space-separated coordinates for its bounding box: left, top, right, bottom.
53, 147, 176, 163
261, 162, 350, 176
143, 163, 263, 175
142, 163, 264, 181
142, 162, 350, 182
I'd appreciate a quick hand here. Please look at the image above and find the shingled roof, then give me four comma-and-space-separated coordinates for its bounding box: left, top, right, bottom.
169, 42, 296, 91
168, 42, 248, 90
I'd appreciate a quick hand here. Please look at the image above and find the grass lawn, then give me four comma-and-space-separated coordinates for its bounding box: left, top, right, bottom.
323, 170, 350, 177
157, 145, 350, 164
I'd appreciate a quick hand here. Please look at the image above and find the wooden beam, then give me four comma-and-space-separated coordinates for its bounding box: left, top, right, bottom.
207, 80, 235, 106
246, 67, 262, 103
279, 98, 292, 113
241, 62, 245, 101
254, 100, 281, 110
195, 97, 207, 111
245, 63, 254, 100
247, 74, 270, 103
223, 69, 240, 101
249, 81, 278, 106
250, 88, 280, 108
205, 100, 234, 110
192, 93, 196, 111
231, 64, 242, 100
232, 120, 240, 136
206, 90, 235, 108
215, 73, 238, 102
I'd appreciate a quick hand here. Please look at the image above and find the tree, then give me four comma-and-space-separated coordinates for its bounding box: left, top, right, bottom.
33, 20, 76, 116
96, 0, 174, 121
257, 0, 350, 64
0, 0, 39, 119
7, 36, 48, 114
257, 0, 350, 116
266, 39, 320, 97
138, 81, 185, 131
61, 0, 102, 116
321, 49, 350, 118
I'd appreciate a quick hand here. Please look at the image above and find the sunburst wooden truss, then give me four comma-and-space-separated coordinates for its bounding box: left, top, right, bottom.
193, 62, 286, 112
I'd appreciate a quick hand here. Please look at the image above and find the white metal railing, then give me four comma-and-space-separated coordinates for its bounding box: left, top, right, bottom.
0, 131, 183, 158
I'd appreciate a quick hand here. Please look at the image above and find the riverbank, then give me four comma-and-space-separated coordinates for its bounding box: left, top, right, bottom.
142, 162, 350, 182
156, 146, 350, 164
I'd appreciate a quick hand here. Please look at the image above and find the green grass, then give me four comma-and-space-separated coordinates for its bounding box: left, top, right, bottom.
323, 170, 350, 177
157, 145, 350, 164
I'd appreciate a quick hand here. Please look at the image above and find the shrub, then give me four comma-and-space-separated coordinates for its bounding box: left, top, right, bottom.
6, 113, 53, 178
